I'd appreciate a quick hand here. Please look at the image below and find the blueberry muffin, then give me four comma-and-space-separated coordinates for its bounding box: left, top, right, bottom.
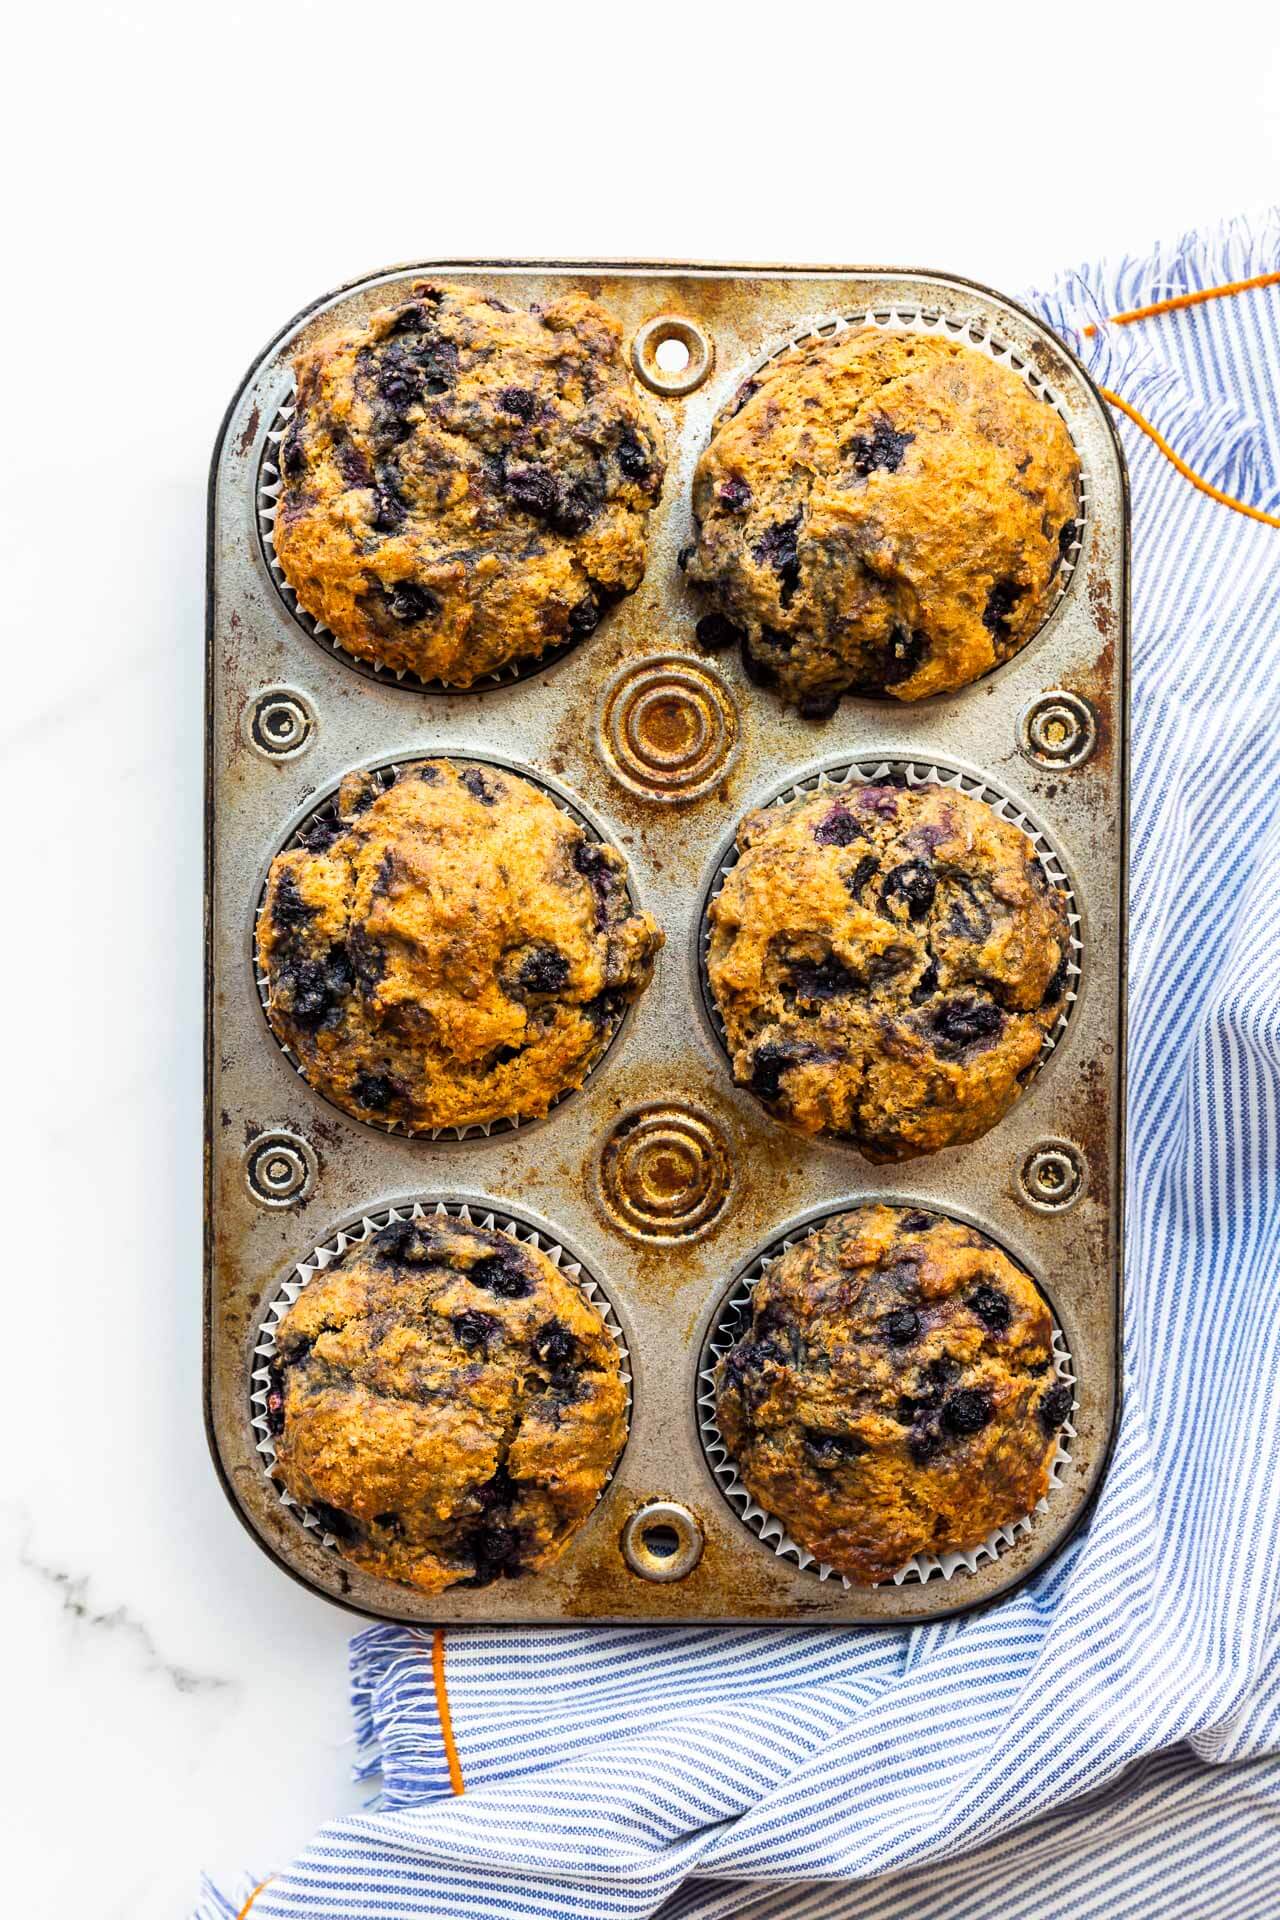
705, 781, 1071, 1159
684, 328, 1080, 712
716, 1206, 1071, 1583
266, 1214, 628, 1593
271, 281, 665, 684
257, 760, 662, 1132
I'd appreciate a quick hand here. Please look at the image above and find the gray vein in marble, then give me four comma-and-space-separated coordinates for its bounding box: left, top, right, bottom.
17, 1537, 234, 1695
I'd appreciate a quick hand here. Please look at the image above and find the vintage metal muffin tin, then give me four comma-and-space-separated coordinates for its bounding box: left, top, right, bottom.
205, 262, 1127, 1625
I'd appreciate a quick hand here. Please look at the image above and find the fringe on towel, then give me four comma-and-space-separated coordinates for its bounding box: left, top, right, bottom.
191, 1869, 264, 1918
1031, 206, 1280, 514
349, 1623, 457, 1809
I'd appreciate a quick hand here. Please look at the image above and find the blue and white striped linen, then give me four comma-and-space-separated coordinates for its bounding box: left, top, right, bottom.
198, 211, 1280, 1920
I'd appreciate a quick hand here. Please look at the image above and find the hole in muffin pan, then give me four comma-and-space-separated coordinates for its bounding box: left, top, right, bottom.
696, 755, 1085, 1141
1018, 691, 1098, 770
249, 1199, 632, 1564
696, 1203, 1077, 1589
1019, 1140, 1087, 1213
704, 306, 1089, 686
620, 1502, 704, 1582
250, 754, 649, 1142
243, 1128, 316, 1208
255, 396, 582, 695
242, 685, 316, 761
631, 315, 715, 397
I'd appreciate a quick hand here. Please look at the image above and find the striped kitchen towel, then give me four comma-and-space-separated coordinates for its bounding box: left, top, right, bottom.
198, 210, 1280, 1920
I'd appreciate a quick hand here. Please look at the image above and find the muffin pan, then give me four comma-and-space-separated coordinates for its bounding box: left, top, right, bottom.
205, 262, 1127, 1624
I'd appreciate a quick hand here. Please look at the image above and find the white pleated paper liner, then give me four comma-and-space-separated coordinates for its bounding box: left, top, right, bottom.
250, 1200, 632, 1558
256, 393, 581, 693
252, 754, 641, 1142
696, 1213, 1077, 1588
712, 301, 1089, 624
698, 755, 1085, 1112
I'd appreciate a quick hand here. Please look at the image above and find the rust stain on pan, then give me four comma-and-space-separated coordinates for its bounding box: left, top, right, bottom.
236, 404, 261, 459
1062, 628, 1117, 776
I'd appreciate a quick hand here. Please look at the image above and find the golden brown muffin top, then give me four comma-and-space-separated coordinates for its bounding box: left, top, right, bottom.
257, 760, 662, 1133
266, 1213, 628, 1594
685, 328, 1080, 710
271, 281, 665, 684
706, 781, 1072, 1159
715, 1205, 1071, 1583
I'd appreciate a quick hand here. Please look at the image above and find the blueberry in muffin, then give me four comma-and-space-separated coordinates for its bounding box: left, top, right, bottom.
715, 1205, 1071, 1583
272, 281, 665, 684
267, 1214, 627, 1593
257, 760, 662, 1132
684, 328, 1080, 711
705, 780, 1072, 1159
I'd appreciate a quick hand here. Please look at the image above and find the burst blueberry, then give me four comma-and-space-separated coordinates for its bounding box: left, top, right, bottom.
932, 998, 1004, 1047
970, 1284, 1011, 1332
942, 1387, 994, 1435
1039, 1383, 1073, 1432
883, 1306, 921, 1346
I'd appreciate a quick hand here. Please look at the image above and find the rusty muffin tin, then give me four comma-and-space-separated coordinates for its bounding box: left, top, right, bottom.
205, 262, 1127, 1625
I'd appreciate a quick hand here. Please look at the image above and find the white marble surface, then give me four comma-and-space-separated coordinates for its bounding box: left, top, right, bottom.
6, 4, 1278, 1914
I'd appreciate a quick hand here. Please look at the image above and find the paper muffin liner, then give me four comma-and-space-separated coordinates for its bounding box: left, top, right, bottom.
711, 302, 1088, 627
698, 755, 1084, 1122
253, 754, 644, 1141
256, 395, 580, 693
250, 1199, 632, 1558
696, 1210, 1076, 1588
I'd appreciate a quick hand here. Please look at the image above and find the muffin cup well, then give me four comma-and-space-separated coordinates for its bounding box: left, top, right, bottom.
250, 1199, 632, 1560
253, 755, 649, 1141
698, 754, 1084, 1143
696, 1208, 1076, 1588
256, 396, 581, 693
710, 304, 1088, 647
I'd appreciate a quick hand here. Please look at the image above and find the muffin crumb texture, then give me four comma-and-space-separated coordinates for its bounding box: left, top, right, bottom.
685, 328, 1080, 709
706, 780, 1071, 1159
715, 1205, 1069, 1583
267, 1215, 628, 1594
257, 760, 662, 1133
272, 281, 665, 684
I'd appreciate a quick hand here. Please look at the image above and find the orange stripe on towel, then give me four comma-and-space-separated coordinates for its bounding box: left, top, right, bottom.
236, 1880, 273, 1918
1067, 269, 1280, 528
1084, 270, 1280, 335
432, 1627, 466, 1795
1099, 385, 1280, 529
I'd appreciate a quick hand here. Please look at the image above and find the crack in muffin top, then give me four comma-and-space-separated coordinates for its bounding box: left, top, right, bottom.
683, 328, 1080, 711
715, 1204, 1069, 1583
257, 760, 663, 1133
705, 781, 1072, 1159
271, 282, 666, 684
267, 1216, 627, 1595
